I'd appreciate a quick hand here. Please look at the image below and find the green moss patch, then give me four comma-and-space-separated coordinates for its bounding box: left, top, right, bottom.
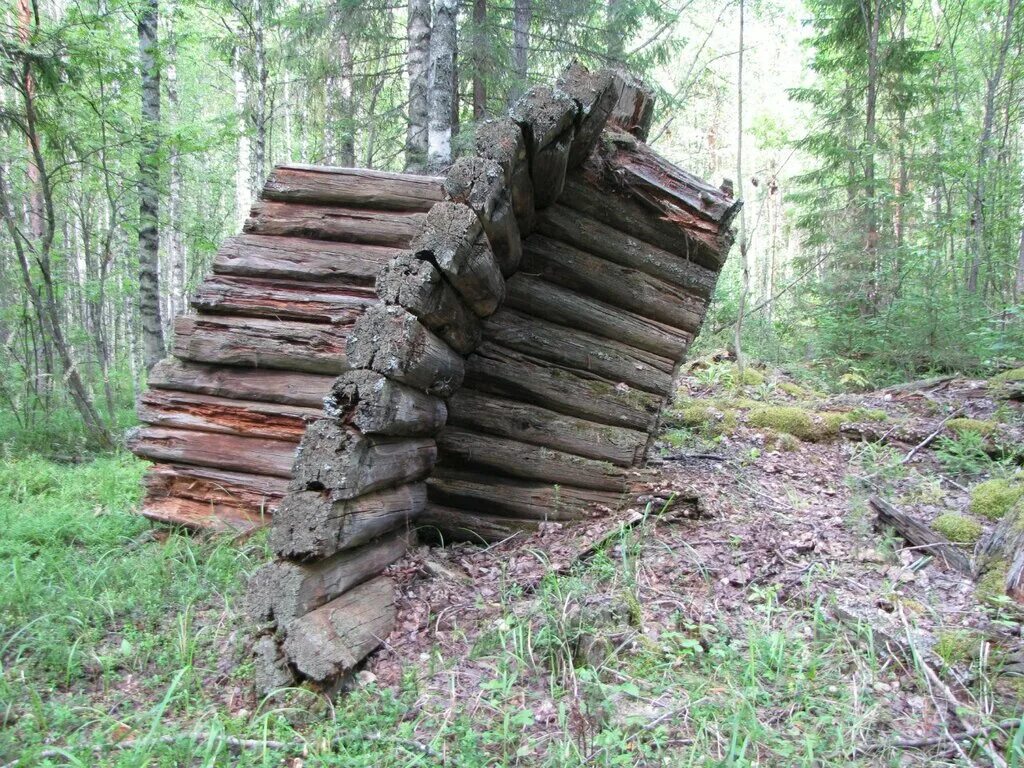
947, 418, 996, 438
977, 561, 1009, 601
777, 381, 807, 398
968, 479, 1024, 521
748, 406, 849, 442
729, 364, 765, 386
931, 513, 983, 544
990, 367, 1024, 385
673, 403, 737, 438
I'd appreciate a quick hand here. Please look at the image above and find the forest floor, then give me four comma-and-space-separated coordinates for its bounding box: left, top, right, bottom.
1, 361, 1023, 766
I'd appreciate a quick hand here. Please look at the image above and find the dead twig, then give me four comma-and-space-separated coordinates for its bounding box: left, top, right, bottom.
901, 407, 963, 464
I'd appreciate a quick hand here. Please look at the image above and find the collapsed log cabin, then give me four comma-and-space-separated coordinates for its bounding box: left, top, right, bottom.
129, 65, 740, 692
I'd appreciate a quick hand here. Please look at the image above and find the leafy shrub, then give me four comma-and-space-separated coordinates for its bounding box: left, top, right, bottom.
931, 513, 983, 544
934, 433, 995, 476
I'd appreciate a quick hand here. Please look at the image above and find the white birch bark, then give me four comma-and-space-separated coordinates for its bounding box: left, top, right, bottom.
427, 0, 457, 173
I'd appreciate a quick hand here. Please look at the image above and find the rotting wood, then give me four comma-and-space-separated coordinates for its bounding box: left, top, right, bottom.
474, 118, 535, 234
140, 497, 270, 531
411, 202, 505, 317
172, 315, 350, 375
375, 251, 481, 354
271, 483, 426, 561
482, 308, 675, 394
510, 85, 577, 208
289, 420, 436, 500
437, 427, 626, 491
148, 358, 335, 408
536, 204, 719, 297
418, 502, 542, 543
465, 341, 663, 431
283, 575, 396, 683
446, 388, 647, 467
248, 531, 411, 626
523, 234, 707, 333
607, 71, 655, 141
213, 234, 398, 286
428, 466, 623, 521
504, 274, 691, 358
128, 426, 298, 478
346, 305, 465, 396
144, 463, 288, 511
869, 496, 972, 575
244, 201, 424, 248
326, 370, 447, 437
555, 63, 617, 169
137, 389, 320, 441
978, 498, 1024, 601
262, 165, 444, 211
253, 634, 297, 694
443, 156, 522, 275
191, 275, 375, 324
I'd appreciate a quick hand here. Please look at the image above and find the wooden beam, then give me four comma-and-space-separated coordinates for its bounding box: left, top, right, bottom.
262, 165, 444, 211
191, 275, 375, 324
148, 358, 335, 408
213, 234, 398, 286
327, 370, 447, 437
137, 389, 320, 441
244, 201, 424, 248
129, 426, 298, 478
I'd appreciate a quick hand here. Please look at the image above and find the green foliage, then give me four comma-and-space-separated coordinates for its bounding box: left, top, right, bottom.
990, 367, 1024, 385
934, 432, 997, 476
931, 513, 983, 544
933, 630, 982, 666
671, 402, 737, 438
968, 478, 1024, 521
947, 418, 996, 438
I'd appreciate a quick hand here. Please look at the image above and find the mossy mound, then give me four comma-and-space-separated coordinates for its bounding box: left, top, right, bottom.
673, 403, 737, 438
947, 418, 996, 438
931, 513, 983, 544
933, 630, 982, 665
990, 367, 1024, 385
777, 381, 808, 398
729, 364, 765, 387
968, 479, 1024, 521
764, 430, 800, 452
977, 561, 1009, 601
848, 407, 889, 422
748, 406, 849, 442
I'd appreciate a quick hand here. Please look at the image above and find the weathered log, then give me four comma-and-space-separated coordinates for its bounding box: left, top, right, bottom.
511, 86, 577, 208
213, 234, 398, 286
418, 503, 541, 544
261, 165, 444, 211
608, 71, 655, 141
137, 389, 320, 441
375, 251, 481, 354
244, 201, 424, 248
148, 358, 334, 408
537, 204, 719, 297
443, 156, 522, 276
869, 496, 972, 575
253, 634, 297, 695
522, 235, 706, 333
326, 370, 446, 437
248, 531, 411, 626
437, 427, 626, 491
483, 308, 675, 395
271, 483, 426, 561
172, 315, 349, 375
446, 389, 647, 467
346, 305, 464, 396
144, 463, 288, 511
129, 426, 298, 478
504, 274, 691, 359
289, 420, 436, 500
411, 202, 505, 317
283, 576, 396, 683
428, 466, 622, 521
555, 63, 617, 169
474, 119, 535, 234
140, 496, 269, 531
466, 341, 662, 431
191, 275, 375, 324
978, 496, 1024, 601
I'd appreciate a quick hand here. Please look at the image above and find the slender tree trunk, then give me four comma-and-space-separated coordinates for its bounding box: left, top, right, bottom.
233, 44, 251, 228
138, 0, 165, 371
166, 11, 186, 325
733, 0, 749, 375
325, 22, 356, 167
511, 0, 531, 104
472, 0, 487, 119
427, 0, 457, 173
249, 0, 268, 194
1016, 176, 1024, 301
861, 0, 881, 312
405, 0, 431, 172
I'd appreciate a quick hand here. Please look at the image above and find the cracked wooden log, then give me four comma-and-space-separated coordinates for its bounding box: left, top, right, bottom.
443, 156, 522, 276
536, 204, 719, 298
511, 86, 577, 209
556, 63, 618, 169
446, 389, 647, 467
191, 275, 375, 324
428, 466, 621, 521
419, 502, 542, 544
261, 165, 444, 211
608, 71, 655, 141
172, 315, 349, 375
375, 251, 481, 354
466, 341, 662, 431
437, 427, 626, 491
271, 483, 426, 561
346, 305, 464, 396
475, 118, 535, 234
128, 426, 298, 478
482, 308, 675, 395
523, 234, 706, 333
244, 201, 424, 248
213, 234, 398, 286
137, 389, 320, 441
326, 370, 446, 437
978, 497, 1024, 601
283, 576, 396, 683
869, 496, 972, 575
142, 463, 286, 530
411, 202, 505, 317
504, 274, 691, 359
253, 634, 297, 695
148, 358, 334, 408
248, 531, 411, 627
289, 420, 436, 500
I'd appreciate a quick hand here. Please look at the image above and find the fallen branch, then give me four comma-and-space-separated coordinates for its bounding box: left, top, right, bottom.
901, 407, 963, 464
869, 496, 973, 575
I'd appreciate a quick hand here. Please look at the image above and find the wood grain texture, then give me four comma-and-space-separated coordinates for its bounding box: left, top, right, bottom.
129, 426, 298, 478
213, 234, 398, 285
191, 275, 375, 324
137, 389, 320, 440
327, 370, 447, 437
419, 503, 542, 544
244, 201, 424, 248
262, 165, 444, 211
148, 358, 335, 408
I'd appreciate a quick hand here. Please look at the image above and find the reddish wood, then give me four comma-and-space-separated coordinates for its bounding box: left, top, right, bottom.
244, 201, 424, 248
262, 165, 444, 211
608, 72, 655, 141
137, 389, 320, 441
213, 234, 398, 285
148, 358, 334, 408
191, 275, 375, 324
129, 426, 298, 478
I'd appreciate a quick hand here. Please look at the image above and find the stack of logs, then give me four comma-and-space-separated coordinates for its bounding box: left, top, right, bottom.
243, 64, 739, 692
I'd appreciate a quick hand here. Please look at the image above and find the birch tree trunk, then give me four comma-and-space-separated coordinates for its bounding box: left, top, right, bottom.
165, 11, 186, 325
427, 0, 457, 173
733, 0, 749, 375
325, 21, 356, 167
138, 0, 165, 371
234, 45, 252, 228
511, 0, 531, 104
249, 0, 268, 195
405, 0, 431, 172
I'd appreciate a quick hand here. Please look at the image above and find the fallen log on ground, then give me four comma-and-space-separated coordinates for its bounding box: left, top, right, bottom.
870, 496, 973, 575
